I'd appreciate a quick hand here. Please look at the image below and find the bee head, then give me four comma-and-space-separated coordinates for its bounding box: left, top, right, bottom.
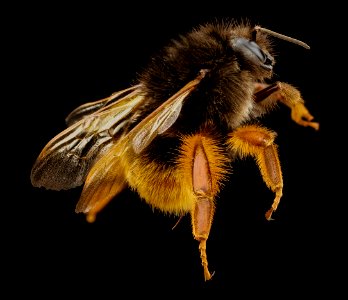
230, 24, 309, 74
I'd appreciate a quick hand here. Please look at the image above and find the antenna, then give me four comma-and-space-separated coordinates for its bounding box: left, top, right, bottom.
254, 26, 310, 49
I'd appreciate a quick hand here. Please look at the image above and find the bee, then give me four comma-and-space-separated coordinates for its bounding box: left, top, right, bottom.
31, 20, 319, 281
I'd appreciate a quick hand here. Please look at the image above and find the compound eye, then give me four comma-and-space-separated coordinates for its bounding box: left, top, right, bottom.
245, 40, 266, 62
232, 37, 274, 70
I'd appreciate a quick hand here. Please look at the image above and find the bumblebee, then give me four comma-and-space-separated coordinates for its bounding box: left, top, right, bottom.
31, 21, 319, 281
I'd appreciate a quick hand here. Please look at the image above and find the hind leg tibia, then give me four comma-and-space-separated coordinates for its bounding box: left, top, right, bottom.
178, 134, 228, 281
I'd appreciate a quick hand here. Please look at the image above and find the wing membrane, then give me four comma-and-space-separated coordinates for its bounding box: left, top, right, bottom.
65, 85, 141, 126
31, 69, 206, 197
130, 70, 207, 154
31, 86, 145, 190
132, 92, 185, 153
72, 70, 207, 218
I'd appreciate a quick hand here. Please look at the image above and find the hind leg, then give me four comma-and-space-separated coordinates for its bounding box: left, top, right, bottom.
178, 134, 228, 281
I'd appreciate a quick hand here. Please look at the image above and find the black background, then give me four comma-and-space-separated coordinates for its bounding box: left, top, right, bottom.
5, 2, 339, 297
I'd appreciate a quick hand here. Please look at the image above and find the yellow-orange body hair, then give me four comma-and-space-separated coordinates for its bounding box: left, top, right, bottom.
126, 133, 229, 215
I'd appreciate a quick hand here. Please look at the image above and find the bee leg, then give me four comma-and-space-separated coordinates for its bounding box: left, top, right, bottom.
192, 193, 215, 281
77, 180, 127, 223
179, 134, 227, 281
254, 82, 319, 130
191, 140, 215, 281
75, 156, 127, 223
228, 125, 283, 220
87, 183, 127, 223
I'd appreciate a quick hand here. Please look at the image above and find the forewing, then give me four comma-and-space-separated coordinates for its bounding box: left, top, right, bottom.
31, 86, 145, 190
130, 70, 207, 154
73, 91, 187, 216
131, 92, 185, 153
65, 85, 141, 126
72, 71, 207, 218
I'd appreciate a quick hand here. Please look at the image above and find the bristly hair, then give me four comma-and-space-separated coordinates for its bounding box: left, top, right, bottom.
137, 20, 274, 135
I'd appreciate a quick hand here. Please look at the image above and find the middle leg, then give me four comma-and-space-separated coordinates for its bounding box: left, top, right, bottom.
228, 124, 283, 220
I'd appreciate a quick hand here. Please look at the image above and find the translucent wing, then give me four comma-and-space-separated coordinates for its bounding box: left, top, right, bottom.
31, 85, 145, 190
126, 70, 208, 154
65, 85, 141, 126
75, 70, 207, 216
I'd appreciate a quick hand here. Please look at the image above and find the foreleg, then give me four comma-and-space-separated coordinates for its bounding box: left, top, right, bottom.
254, 82, 319, 130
